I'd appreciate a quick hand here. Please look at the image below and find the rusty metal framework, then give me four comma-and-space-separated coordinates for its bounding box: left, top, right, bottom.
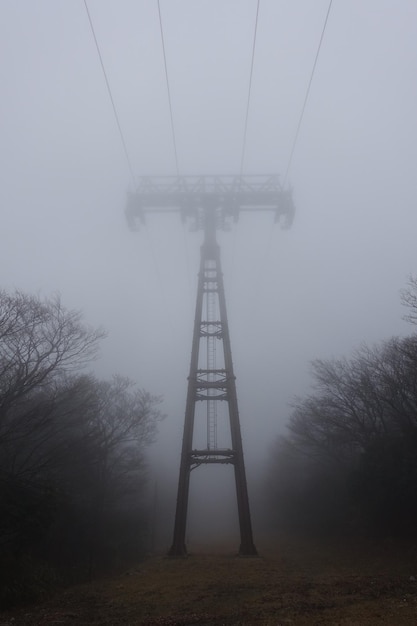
127, 175, 294, 556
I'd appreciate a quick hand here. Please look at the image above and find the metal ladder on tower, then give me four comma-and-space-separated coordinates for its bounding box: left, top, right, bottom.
206, 259, 218, 450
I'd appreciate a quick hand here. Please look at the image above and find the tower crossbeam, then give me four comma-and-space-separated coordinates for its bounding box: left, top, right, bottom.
126, 175, 295, 231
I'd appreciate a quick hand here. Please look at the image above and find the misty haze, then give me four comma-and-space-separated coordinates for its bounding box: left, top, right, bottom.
1, 1, 417, 624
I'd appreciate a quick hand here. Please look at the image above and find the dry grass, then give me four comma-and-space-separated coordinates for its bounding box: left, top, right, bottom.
2, 536, 417, 625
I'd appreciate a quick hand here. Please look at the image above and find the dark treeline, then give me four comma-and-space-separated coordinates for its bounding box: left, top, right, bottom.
0, 290, 163, 608
267, 276, 417, 538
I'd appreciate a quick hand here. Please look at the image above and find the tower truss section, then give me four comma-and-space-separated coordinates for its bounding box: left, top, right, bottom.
126, 175, 295, 556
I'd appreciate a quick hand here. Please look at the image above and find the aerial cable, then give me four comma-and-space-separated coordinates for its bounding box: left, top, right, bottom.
157, 1, 194, 306
84, 0, 176, 340
248, 1, 333, 332
157, 0, 180, 176
83, 0, 136, 187
231, 0, 261, 297
230, 1, 261, 304
239, 0, 261, 177
283, 0, 333, 186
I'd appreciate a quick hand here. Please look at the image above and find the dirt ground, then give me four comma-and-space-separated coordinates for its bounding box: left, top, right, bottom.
2, 536, 417, 625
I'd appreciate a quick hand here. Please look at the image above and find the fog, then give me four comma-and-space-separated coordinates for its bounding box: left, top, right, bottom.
1, 1, 417, 551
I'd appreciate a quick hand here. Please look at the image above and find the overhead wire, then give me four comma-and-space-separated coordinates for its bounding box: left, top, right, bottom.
283, 0, 333, 187
230, 0, 261, 303
83, 0, 136, 186
156, 0, 193, 305
157, 0, 180, 176
239, 0, 261, 177
84, 0, 176, 336
248, 0, 333, 326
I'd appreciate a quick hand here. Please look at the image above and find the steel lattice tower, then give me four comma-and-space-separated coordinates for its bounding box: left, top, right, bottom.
126, 175, 294, 557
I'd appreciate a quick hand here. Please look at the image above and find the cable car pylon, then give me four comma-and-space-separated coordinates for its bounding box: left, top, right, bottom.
126, 175, 295, 557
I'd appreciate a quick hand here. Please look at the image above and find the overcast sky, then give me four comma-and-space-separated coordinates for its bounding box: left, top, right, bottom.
1, 0, 417, 545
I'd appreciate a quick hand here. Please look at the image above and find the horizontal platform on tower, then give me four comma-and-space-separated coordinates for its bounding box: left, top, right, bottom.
190, 448, 236, 466
196, 368, 228, 377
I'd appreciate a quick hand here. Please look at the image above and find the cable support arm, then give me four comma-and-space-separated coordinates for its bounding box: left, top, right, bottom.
125, 175, 295, 231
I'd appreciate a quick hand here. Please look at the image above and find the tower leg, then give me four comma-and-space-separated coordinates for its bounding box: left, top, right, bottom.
214, 244, 257, 556
169, 252, 205, 557
169, 203, 256, 556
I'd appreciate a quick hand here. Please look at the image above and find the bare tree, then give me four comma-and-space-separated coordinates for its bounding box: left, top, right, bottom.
0, 289, 166, 595
401, 274, 417, 326
268, 332, 417, 535
78, 375, 163, 502
0, 290, 105, 443
70, 376, 164, 575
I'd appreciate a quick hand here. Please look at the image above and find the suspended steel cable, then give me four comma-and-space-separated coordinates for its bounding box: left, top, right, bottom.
157, 0, 180, 175
283, 0, 333, 186
240, 0, 261, 177
230, 0, 261, 302
84, 1, 180, 342
246, 1, 333, 334
156, 1, 194, 304
83, 0, 136, 186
